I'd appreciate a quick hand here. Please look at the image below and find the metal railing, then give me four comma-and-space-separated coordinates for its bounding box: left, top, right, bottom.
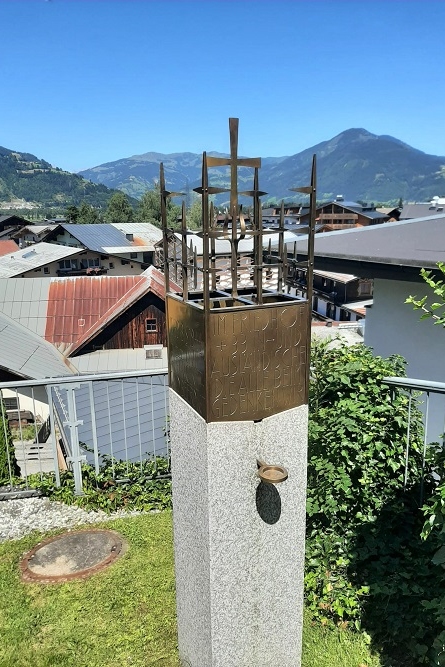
0, 370, 169, 497
383, 376, 445, 502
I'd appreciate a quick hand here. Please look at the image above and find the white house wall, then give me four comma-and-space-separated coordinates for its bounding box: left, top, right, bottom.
365, 278, 445, 442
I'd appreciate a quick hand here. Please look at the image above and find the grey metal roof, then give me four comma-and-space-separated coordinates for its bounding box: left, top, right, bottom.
0, 278, 52, 336
294, 214, 445, 276
0, 243, 82, 278
362, 210, 388, 220
53, 223, 133, 253
400, 204, 444, 219
0, 311, 77, 379
110, 222, 163, 245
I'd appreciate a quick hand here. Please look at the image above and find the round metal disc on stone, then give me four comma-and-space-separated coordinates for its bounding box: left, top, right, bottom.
258, 465, 288, 484
20, 529, 125, 583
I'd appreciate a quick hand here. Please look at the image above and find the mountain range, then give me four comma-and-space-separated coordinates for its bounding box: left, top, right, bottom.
2, 129, 445, 215
79, 128, 445, 205
0, 146, 137, 214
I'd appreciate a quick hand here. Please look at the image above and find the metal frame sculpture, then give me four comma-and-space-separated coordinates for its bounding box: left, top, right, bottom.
161, 118, 316, 423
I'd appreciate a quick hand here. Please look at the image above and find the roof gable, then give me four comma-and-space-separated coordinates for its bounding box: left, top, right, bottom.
66, 266, 178, 356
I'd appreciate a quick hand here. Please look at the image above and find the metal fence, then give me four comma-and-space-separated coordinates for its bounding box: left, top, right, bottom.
383, 375, 445, 501
0, 370, 169, 497
2, 370, 444, 500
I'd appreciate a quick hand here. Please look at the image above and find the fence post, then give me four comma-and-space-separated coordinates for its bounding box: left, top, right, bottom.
63, 384, 86, 496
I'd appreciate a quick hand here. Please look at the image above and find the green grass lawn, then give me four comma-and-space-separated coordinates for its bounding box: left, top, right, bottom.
0, 512, 381, 667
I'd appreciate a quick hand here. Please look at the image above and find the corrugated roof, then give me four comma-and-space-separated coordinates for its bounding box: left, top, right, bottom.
0, 240, 19, 256
45, 275, 143, 352
0, 242, 82, 277
67, 266, 177, 356
0, 311, 77, 379
0, 271, 177, 355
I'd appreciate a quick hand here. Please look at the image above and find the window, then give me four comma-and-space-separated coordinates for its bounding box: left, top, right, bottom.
44, 267, 49, 274
358, 280, 373, 296
3, 397, 19, 410
121, 259, 129, 265
109, 262, 114, 269
146, 318, 157, 333
130, 252, 137, 259
58, 260, 78, 270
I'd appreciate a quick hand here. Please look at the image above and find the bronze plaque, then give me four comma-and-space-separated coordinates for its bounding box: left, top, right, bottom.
168, 296, 308, 423
167, 296, 206, 418
207, 302, 307, 421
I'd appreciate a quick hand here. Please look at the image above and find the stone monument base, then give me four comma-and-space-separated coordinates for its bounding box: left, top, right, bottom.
170, 389, 308, 667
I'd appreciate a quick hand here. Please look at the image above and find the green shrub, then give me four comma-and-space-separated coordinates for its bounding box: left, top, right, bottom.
24, 455, 172, 514
305, 339, 443, 665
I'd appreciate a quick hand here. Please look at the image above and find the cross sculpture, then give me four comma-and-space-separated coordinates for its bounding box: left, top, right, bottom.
161, 117, 316, 319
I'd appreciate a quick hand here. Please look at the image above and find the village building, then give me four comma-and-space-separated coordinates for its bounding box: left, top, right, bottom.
41, 222, 162, 267
299, 196, 389, 231
293, 213, 445, 441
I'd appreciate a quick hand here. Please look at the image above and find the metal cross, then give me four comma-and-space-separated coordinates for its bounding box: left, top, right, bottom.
206, 118, 260, 215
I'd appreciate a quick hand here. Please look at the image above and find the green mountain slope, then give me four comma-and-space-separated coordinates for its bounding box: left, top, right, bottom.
79, 129, 445, 205
262, 128, 445, 203
0, 146, 137, 212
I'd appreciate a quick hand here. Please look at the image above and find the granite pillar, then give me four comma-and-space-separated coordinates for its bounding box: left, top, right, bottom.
170, 389, 307, 667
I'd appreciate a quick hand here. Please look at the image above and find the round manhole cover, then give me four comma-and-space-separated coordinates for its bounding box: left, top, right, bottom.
20, 529, 125, 583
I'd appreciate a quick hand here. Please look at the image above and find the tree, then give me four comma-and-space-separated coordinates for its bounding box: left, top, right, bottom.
65, 204, 79, 223
135, 183, 180, 228
405, 262, 445, 326
104, 192, 134, 224
186, 197, 203, 230
77, 201, 100, 224
0, 402, 20, 484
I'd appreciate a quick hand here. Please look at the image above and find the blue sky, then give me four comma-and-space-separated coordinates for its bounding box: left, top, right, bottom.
1, 0, 445, 172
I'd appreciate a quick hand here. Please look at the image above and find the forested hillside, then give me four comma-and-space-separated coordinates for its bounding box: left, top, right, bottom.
0, 146, 136, 215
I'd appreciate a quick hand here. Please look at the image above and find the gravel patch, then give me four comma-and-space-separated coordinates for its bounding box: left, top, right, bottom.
0, 497, 149, 543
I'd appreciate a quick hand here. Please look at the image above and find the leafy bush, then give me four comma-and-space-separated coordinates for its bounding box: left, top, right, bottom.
305, 339, 444, 665
24, 455, 172, 514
